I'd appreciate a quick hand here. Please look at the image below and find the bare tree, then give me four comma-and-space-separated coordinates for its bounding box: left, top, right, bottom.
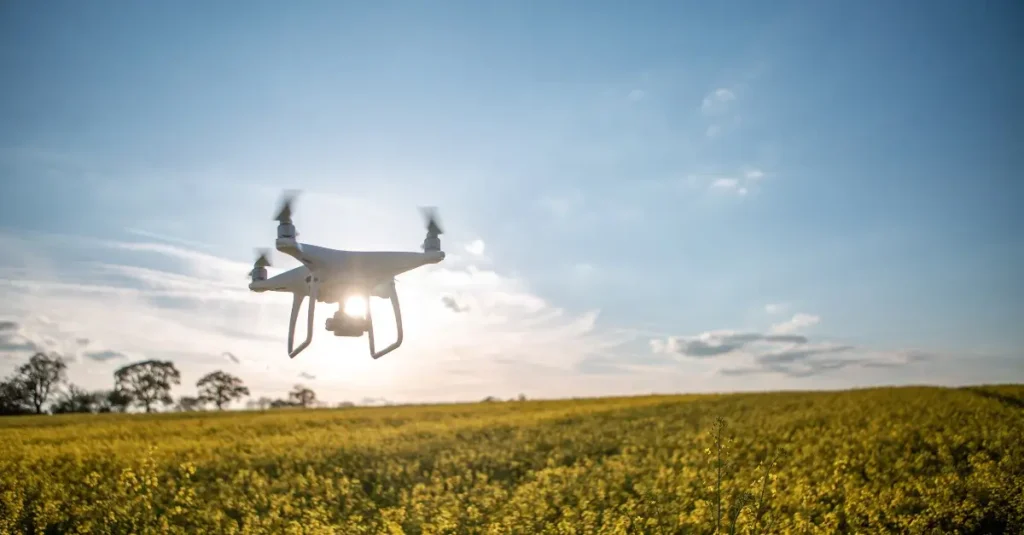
196, 370, 250, 410
114, 360, 181, 413
288, 384, 316, 408
15, 352, 68, 414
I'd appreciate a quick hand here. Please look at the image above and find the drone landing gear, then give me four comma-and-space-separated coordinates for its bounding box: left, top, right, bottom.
287, 276, 319, 358
366, 281, 404, 360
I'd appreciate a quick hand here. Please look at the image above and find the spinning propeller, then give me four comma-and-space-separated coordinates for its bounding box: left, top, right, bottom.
420, 206, 443, 252
420, 206, 444, 236
274, 190, 299, 225
254, 249, 271, 268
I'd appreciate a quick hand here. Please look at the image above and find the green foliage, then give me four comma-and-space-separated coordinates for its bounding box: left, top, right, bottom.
114, 360, 181, 413
197, 370, 250, 410
1, 385, 1022, 533
15, 352, 68, 414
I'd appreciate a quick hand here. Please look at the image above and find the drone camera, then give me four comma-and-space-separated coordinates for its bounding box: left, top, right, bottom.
326, 311, 368, 337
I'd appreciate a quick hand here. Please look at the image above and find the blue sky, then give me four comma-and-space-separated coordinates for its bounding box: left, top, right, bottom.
1, 1, 1021, 405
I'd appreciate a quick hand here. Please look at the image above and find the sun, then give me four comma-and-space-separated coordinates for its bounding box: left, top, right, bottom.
343, 295, 368, 318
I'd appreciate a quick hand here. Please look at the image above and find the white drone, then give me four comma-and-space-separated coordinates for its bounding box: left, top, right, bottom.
248, 191, 445, 359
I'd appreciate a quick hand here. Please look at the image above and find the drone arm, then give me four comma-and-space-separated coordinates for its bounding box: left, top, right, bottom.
287, 279, 318, 358
367, 281, 403, 360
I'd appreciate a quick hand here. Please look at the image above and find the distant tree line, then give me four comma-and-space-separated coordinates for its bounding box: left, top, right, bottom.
0, 352, 325, 416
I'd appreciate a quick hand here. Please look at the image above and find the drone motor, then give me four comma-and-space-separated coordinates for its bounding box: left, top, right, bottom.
249, 250, 270, 282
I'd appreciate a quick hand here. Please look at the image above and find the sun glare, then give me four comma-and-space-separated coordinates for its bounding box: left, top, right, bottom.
343, 296, 367, 318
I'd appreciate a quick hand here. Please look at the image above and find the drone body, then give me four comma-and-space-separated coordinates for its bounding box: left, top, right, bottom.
249, 192, 445, 359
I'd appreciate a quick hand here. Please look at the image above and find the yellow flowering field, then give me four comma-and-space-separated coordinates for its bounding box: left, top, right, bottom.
1, 385, 1022, 534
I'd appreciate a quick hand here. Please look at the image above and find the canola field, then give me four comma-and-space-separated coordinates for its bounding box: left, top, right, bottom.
1, 385, 1022, 534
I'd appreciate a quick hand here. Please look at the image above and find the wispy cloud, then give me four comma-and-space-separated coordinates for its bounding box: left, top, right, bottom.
647, 313, 930, 378
703, 167, 768, 196
770, 313, 821, 334
440, 294, 469, 313
465, 239, 486, 256
701, 88, 736, 115
0, 227, 625, 402
710, 178, 748, 196
83, 349, 128, 362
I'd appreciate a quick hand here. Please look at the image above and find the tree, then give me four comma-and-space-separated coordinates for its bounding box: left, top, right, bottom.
15, 352, 68, 414
101, 389, 133, 413
176, 396, 204, 412
247, 396, 274, 410
51, 384, 100, 414
288, 384, 316, 408
0, 379, 31, 416
114, 360, 181, 413
196, 370, 250, 410
270, 398, 297, 409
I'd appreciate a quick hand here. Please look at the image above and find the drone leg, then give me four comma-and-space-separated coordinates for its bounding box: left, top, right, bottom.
368, 281, 404, 359
287, 292, 303, 355
288, 279, 319, 358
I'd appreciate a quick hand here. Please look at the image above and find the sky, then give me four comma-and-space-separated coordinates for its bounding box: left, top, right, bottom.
1, 1, 1022, 407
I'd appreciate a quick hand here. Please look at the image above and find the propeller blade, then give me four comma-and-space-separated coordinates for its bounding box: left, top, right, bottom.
274, 190, 300, 224
254, 249, 271, 268
419, 206, 443, 235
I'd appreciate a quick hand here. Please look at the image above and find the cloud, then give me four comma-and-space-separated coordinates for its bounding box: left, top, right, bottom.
627, 89, 646, 102
648, 314, 929, 378
651, 332, 809, 358
770, 313, 821, 334
298, 372, 316, 380
711, 178, 740, 190
701, 88, 735, 115
0, 228, 624, 402
83, 350, 127, 362
710, 178, 748, 195
125, 228, 216, 252
764, 303, 786, 315
440, 295, 469, 313
465, 239, 485, 256
705, 167, 769, 196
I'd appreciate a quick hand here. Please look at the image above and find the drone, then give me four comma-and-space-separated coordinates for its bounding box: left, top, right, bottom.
248, 191, 445, 359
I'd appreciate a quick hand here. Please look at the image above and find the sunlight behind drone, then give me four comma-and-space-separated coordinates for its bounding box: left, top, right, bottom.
343, 296, 367, 318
